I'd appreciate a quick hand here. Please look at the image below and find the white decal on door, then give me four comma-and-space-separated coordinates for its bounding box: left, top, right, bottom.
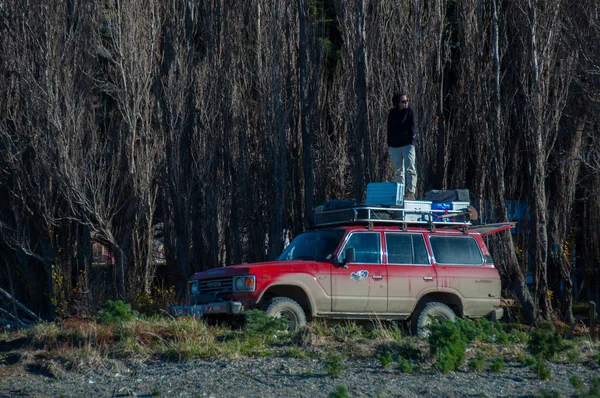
350, 270, 369, 282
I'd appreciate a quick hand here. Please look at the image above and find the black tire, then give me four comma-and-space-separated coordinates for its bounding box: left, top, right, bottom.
412, 302, 456, 338
265, 297, 307, 332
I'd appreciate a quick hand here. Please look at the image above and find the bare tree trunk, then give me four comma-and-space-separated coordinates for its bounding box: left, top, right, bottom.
266, 1, 289, 260
299, 0, 314, 229
520, 0, 573, 319
354, 0, 370, 203
490, 0, 537, 322
435, 0, 446, 190
548, 124, 584, 323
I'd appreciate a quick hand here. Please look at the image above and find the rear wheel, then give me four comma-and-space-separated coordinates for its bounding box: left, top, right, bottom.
412, 302, 456, 338
265, 297, 307, 332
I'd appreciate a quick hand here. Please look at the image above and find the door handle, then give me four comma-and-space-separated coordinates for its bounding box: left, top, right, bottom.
423, 276, 434, 281
372, 275, 383, 280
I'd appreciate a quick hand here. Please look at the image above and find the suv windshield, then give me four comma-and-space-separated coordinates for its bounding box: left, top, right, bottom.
278, 229, 346, 261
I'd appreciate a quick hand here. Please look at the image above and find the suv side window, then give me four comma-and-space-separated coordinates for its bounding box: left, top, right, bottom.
339, 232, 381, 264
429, 236, 483, 265
385, 233, 429, 265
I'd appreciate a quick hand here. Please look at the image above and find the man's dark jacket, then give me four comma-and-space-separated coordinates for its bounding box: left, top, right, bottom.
387, 107, 417, 148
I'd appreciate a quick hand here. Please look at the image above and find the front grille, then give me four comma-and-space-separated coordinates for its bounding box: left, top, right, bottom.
198, 277, 233, 295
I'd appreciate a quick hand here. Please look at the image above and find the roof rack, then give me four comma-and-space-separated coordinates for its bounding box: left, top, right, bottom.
313, 204, 473, 230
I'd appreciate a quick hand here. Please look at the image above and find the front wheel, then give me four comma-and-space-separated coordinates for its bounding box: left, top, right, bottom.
412, 302, 456, 338
265, 297, 307, 332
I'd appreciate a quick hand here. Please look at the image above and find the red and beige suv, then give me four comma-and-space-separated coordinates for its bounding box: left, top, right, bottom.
173, 209, 511, 336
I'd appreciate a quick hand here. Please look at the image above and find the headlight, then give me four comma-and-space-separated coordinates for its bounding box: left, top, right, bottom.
189, 281, 198, 295
233, 275, 255, 292
235, 277, 244, 291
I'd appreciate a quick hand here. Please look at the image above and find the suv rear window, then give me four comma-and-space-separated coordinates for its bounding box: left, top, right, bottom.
429, 236, 483, 265
385, 233, 429, 265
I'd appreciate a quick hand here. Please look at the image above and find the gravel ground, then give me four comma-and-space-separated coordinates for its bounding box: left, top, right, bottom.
1, 357, 599, 397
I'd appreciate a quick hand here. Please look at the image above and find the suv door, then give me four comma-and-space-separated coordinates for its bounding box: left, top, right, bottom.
428, 233, 501, 316
384, 232, 436, 316
332, 231, 387, 313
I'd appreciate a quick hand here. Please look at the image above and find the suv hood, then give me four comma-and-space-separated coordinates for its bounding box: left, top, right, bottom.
190, 260, 323, 280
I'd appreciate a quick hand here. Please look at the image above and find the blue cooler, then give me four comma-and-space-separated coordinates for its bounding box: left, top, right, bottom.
366, 182, 405, 206
431, 202, 452, 222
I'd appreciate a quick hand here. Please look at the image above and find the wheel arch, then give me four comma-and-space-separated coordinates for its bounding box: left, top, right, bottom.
259, 284, 314, 320
412, 292, 464, 318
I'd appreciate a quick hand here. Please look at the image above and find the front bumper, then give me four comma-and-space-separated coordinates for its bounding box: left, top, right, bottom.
170, 301, 243, 317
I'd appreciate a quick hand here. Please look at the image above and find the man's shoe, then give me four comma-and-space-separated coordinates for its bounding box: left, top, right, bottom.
405, 191, 415, 201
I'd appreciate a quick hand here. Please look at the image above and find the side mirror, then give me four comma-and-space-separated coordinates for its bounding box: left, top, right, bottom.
345, 248, 355, 265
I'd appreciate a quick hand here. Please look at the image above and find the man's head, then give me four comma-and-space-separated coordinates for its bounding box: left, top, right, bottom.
392, 92, 409, 110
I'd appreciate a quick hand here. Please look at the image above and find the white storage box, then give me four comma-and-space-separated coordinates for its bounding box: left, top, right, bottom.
451, 201, 470, 211
451, 201, 471, 222
404, 200, 432, 222
366, 182, 405, 206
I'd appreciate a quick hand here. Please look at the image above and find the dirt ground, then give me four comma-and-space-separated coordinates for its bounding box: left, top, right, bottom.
1, 353, 599, 397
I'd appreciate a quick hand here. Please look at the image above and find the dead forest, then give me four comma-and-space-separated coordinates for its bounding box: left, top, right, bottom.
1, 0, 599, 323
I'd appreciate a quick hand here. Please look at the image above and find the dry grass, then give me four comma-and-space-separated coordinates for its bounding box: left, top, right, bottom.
11, 317, 407, 363
1, 316, 598, 375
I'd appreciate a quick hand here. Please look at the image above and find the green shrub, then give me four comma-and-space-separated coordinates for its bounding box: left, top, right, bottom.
535, 390, 560, 398
325, 353, 344, 377
527, 322, 566, 360
488, 358, 506, 373
329, 385, 349, 398
533, 357, 551, 381
566, 349, 580, 363
507, 330, 530, 344
521, 356, 537, 367
397, 358, 413, 373
582, 377, 600, 397
428, 318, 469, 374
469, 352, 486, 372
398, 340, 423, 361
427, 318, 506, 374
472, 319, 509, 344
454, 318, 480, 342
238, 335, 274, 357
98, 300, 136, 323
377, 351, 393, 369
286, 347, 306, 359
570, 374, 584, 392
244, 310, 288, 337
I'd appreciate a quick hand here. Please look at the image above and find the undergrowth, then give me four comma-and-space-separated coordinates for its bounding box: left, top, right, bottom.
98, 300, 137, 324
571, 375, 600, 397
396, 357, 414, 373
325, 353, 345, 377
3, 311, 596, 377
243, 310, 288, 339
377, 351, 393, 369
428, 318, 469, 374
527, 322, 567, 360
329, 385, 349, 398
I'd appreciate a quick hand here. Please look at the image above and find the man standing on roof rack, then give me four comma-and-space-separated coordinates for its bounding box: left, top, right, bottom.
387, 92, 417, 200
